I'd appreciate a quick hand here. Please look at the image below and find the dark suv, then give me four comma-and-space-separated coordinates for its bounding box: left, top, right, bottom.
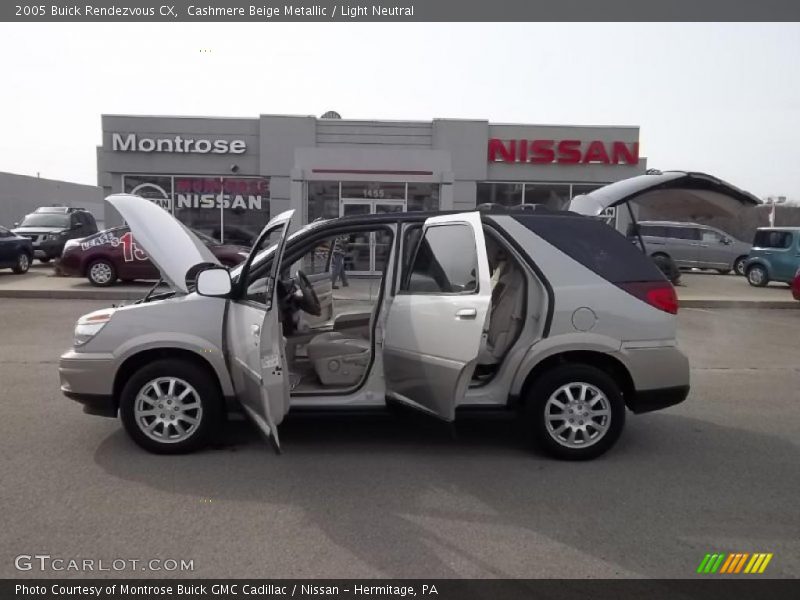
12, 206, 98, 263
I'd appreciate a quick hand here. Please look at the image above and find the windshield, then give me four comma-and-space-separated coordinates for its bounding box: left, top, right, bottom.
19, 214, 70, 228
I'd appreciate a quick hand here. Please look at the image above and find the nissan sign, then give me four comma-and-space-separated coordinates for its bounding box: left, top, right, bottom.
488, 138, 639, 165
112, 133, 246, 154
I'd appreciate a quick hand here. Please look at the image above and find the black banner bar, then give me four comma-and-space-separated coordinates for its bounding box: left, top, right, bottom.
4, 580, 800, 600
3, 0, 800, 22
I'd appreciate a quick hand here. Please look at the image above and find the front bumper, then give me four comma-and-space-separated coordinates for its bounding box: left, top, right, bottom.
32, 240, 65, 259
59, 350, 117, 418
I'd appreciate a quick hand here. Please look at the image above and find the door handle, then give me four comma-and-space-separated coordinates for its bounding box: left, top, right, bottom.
251, 324, 261, 336
455, 308, 477, 319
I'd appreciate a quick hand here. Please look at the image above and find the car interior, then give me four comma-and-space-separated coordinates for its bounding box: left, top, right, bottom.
244, 221, 528, 396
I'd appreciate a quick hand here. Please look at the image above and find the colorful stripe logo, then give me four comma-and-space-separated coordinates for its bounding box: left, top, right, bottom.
697, 552, 773, 574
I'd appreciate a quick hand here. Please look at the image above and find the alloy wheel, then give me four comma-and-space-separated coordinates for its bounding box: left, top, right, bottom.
89, 262, 113, 285
17, 254, 29, 272
543, 382, 611, 449
134, 377, 204, 444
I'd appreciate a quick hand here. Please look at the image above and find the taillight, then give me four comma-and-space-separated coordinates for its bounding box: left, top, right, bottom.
619, 282, 679, 314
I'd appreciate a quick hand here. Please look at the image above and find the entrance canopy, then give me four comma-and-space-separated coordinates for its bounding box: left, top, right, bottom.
569, 171, 761, 220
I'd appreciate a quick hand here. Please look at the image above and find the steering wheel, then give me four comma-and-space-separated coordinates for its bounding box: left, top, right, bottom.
295, 270, 322, 316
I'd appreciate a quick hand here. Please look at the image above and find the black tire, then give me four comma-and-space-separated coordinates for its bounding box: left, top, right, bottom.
651, 253, 681, 285
39, 257, 51, 263
523, 364, 626, 461
746, 264, 769, 287
87, 259, 117, 287
733, 256, 748, 276
119, 359, 222, 454
11, 252, 31, 274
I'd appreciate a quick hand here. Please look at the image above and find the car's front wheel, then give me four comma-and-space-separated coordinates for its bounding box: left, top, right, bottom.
87, 259, 117, 287
524, 364, 626, 460
119, 359, 222, 454
12, 252, 31, 274
746, 264, 769, 287
733, 256, 748, 276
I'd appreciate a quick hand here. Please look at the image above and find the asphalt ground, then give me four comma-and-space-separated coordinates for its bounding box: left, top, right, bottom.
0, 300, 798, 579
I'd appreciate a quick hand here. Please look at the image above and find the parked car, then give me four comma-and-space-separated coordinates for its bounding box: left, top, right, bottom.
792, 267, 800, 301
12, 206, 98, 263
59, 194, 689, 460
0, 226, 33, 274
628, 221, 751, 275
744, 228, 800, 287
59, 226, 248, 287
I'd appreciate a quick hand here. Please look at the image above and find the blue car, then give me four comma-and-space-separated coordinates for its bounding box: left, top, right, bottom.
744, 227, 800, 287
0, 226, 33, 274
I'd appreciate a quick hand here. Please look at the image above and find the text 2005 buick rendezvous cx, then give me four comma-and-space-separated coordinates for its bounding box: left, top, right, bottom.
59, 193, 690, 460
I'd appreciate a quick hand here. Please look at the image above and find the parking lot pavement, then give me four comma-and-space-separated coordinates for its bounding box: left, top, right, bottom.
1, 300, 798, 579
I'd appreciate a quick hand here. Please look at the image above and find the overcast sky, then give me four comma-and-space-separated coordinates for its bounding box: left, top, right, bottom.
1, 22, 798, 200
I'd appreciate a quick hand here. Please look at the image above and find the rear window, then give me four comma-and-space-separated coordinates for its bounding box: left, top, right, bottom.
639, 225, 668, 237
753, 230, 793, 249
512, 215, 666, 284
667, 226, 700, 240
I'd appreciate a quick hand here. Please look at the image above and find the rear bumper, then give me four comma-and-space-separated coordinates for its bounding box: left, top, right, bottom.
628, 385, 690, 414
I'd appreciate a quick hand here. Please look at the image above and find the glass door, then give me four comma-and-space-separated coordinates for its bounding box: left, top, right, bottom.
341, 199, 405, 275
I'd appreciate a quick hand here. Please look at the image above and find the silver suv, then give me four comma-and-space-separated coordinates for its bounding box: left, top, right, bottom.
632, 221, 751, 276
59, 195, 690, 460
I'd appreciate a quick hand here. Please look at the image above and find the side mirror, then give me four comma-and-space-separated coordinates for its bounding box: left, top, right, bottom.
13, 222, 19, 227
721, 237, 732, 245
196, 267, 232, 297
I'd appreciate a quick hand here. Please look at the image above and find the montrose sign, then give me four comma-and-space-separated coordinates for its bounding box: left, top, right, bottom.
112, 133, 246, 154
488, 138, 639, 165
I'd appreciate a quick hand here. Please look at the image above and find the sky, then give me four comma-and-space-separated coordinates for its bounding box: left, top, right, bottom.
0, 22, 798, 201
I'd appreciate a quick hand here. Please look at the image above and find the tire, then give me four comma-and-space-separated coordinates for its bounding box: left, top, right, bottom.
716, 269, 731, 275
746, 264, 769, 287
733, 256, 748, 276
12, 252, 31, 274
39, 257, 50, 263
119, 359, 222, 454
651, 253, 681, 285
87, 259, 117, 287
523, 364, 626, 461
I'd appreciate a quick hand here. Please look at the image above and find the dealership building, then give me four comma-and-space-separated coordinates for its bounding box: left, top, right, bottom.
97, 113, 647, 250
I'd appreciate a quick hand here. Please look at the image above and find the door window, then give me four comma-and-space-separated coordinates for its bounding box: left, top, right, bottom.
404, 224, 478, 294
242, 228, 288, 305
701, 230, 723, 243
753, 230, 793, 249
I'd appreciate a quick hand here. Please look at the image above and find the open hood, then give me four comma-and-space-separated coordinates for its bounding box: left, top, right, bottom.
106, 194, 219, 294
568, 171, 761, 219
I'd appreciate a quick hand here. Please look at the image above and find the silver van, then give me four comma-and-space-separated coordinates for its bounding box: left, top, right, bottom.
59, 194, 690, 461
630, 221, 751, 276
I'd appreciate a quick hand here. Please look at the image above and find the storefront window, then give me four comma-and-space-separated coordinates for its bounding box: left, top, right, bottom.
307, 181, 341, 222
407, 183, 440, 212
122, 175, 269, 246
571, 183, 606, 198
524, 183, 571, 209
476, 182, 523, 206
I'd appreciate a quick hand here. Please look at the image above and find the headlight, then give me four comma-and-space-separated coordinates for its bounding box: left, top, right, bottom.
74, 309, 114, 346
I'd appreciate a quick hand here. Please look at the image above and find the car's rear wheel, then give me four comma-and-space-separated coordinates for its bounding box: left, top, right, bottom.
733, 256, 748, 276
746, 265, 769, 287
12, 252, 30, 274
651, 253, 681, 285
87, 259, 117, 287
119, 359, 222, 454
524, 364, 625, 460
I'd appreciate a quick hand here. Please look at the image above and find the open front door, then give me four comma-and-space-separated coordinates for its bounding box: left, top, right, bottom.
383, 212, 492, 421
228, 210, 294, 452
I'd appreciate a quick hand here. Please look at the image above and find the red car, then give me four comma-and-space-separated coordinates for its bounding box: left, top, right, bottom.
59, 226, 248, 286
792, 267, 800, 301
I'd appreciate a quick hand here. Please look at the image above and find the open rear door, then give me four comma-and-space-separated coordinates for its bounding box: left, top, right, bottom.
383, 212, 492, 421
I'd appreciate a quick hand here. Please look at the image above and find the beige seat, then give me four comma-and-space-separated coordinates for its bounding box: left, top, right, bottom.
306, 332, 370, 386
478, 258, 526, 364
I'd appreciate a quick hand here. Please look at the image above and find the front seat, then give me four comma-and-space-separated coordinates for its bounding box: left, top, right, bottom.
306, 332, 370, 386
